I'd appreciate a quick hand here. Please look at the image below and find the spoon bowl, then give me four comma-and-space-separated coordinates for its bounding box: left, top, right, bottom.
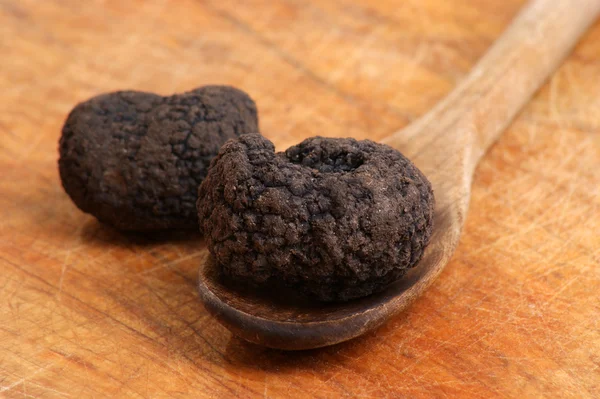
198, 217, 448, 350
198, 0, 600, 349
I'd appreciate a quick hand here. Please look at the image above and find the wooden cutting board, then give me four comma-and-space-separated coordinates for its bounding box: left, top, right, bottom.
1, 0, 599, 397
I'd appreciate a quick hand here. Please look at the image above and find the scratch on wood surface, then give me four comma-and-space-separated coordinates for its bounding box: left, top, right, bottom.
57, 250, 71, 297
397, 37, 430, 88
138, 250, 205, 275
15, 128, 48, 163
21, 379, 73, 398
548, 69, 563, 127
0, 359, 64, 395
543, 275, 582, 307
554, 174, 579, 230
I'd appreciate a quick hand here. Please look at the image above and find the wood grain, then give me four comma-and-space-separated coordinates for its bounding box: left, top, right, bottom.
1, 0, 599, 397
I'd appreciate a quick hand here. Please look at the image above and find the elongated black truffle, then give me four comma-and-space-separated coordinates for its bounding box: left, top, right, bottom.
59, 86, 258, 231
197, 134, 434, 302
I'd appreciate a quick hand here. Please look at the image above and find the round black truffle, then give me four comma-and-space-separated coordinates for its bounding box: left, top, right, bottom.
59, 86, 259, 231
197, 134, 434, 302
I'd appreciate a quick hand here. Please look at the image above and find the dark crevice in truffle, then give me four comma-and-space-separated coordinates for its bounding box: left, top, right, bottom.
285, 145, 365, 173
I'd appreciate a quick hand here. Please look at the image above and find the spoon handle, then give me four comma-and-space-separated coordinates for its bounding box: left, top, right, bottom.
385, 0, 600, 174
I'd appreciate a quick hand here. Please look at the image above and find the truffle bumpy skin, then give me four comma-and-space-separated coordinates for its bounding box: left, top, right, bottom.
198, 134, 435, 302
59, 86, 258, 231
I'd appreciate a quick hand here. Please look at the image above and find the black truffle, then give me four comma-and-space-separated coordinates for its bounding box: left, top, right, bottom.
59, 86, 259, 231
197, 134, 434, 302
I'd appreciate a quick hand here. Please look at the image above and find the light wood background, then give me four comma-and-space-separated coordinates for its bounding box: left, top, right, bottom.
1, 0, 599, 397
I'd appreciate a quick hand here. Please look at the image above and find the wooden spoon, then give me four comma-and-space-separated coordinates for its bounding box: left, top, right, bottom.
198, 0, 600, 350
